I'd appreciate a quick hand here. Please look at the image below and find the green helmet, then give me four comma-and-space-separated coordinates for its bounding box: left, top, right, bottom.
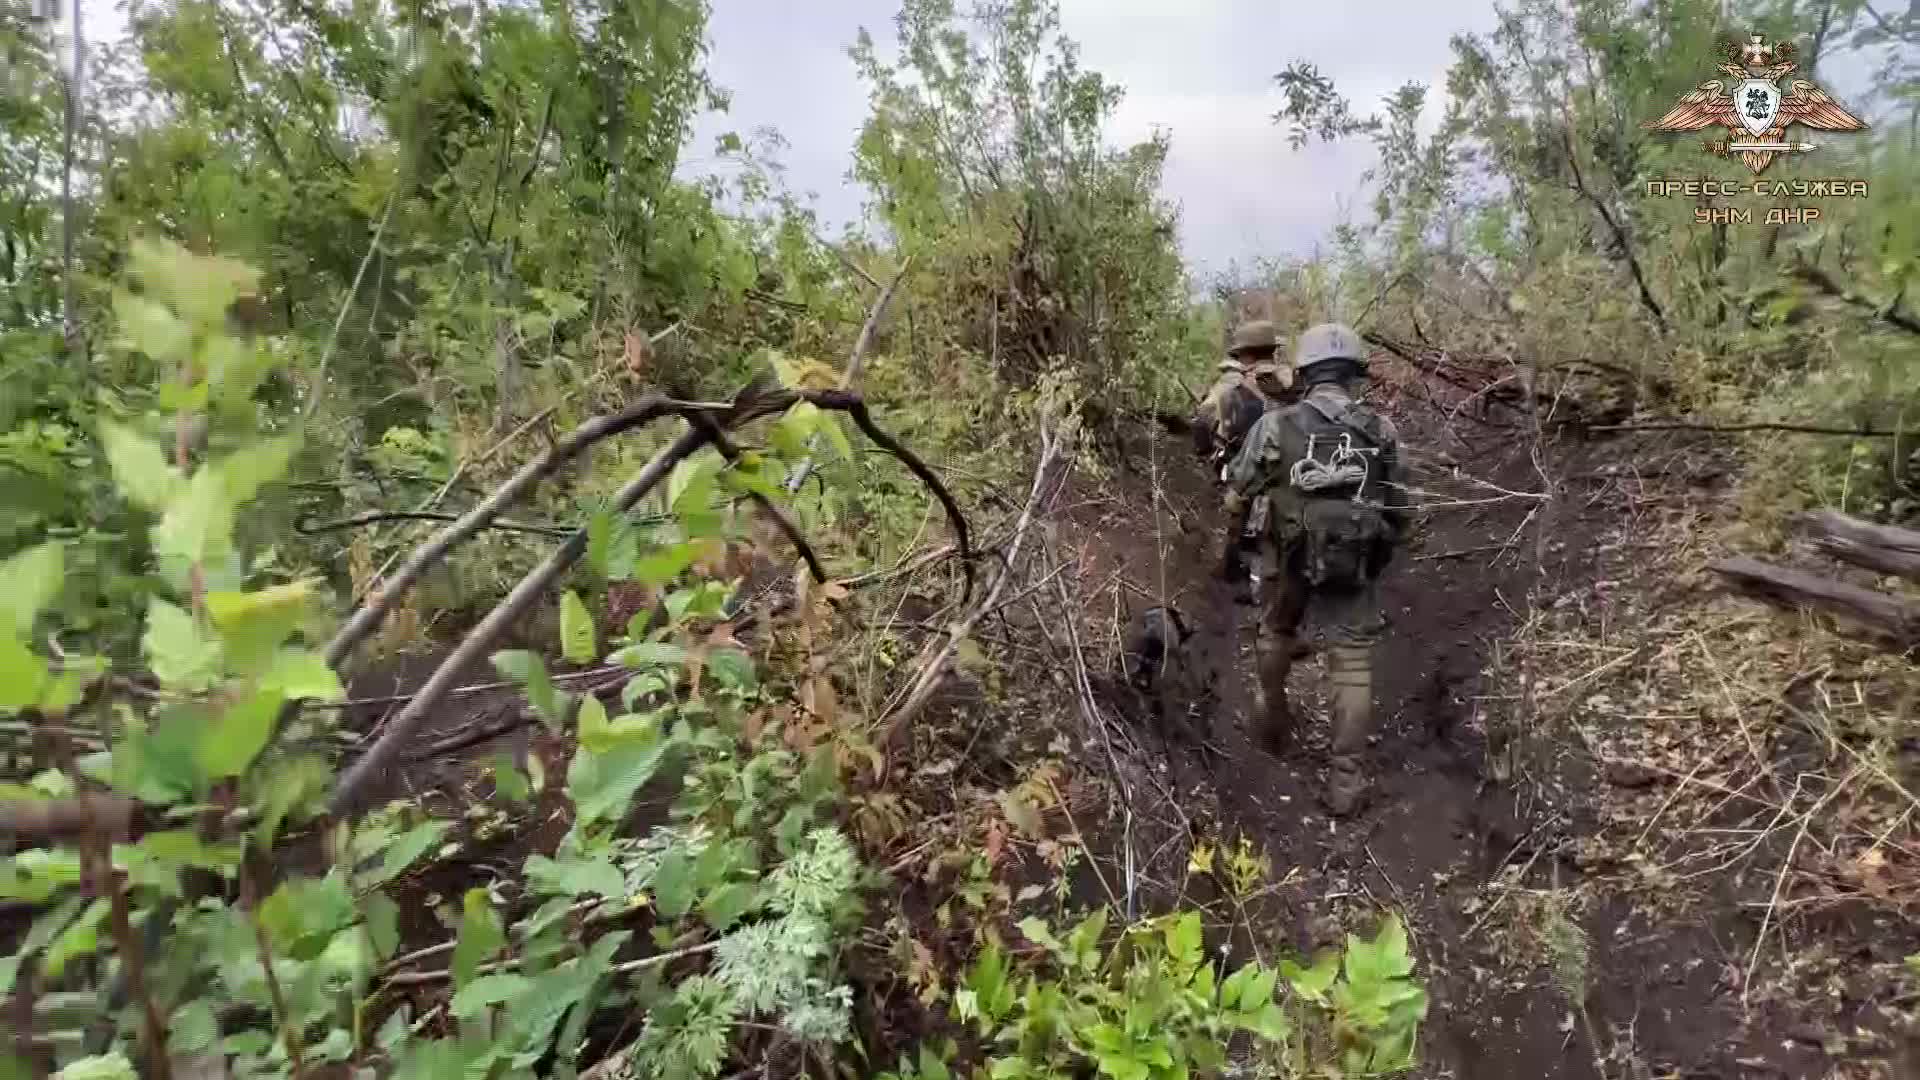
1291, 322, 1366, 370
1228, 320, 1279, 357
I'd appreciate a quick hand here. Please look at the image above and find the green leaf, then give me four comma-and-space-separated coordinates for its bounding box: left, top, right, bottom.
448, 973, 534, 1020
525, 854, 626, 899
260, 648, 346, 702
215, 434, 299, 505
36, 655, 106, 715
560, 590, 597, 664
567, 736, 670, 825
1165, 911, 1203, 969
143, 599, 222, 692
650, 849, 697, 920
153, 465, 234, 572
363, 893, 401, 962
359, 820, 451, 890
1238, 967, 1278, 1012
206, 581, 317, 676
612, 641, 688, 669
0, 636, 49, 712
705, 648, 757, 690
451, 888, 506, 990
492, 649, 569, 727
1247, 1002, 1290, 1042
50, 1052, 136, 1080
0, 542, 64, 637
196, 689, 282, 779
42, 899, 108, 978
818, 412, 854, 462
490, 753, 530, 803
699, 881, 758, 932
113, 289, 192, 366
257, 754, 333, 847
1280, 949, 1340, 1002
98, 421, 182, 512
630, 542, 697, 589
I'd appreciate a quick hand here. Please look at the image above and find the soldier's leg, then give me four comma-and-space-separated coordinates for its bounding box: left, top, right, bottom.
1221, 498, 1250, 583
1253, 554, 1307, 754
1321, 580, 1387, 816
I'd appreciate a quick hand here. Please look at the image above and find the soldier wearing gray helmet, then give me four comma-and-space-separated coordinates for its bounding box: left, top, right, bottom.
1224, 322, 1409, 816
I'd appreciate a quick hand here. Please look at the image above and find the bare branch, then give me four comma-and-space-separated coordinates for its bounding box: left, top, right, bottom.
786, 258, 914, 494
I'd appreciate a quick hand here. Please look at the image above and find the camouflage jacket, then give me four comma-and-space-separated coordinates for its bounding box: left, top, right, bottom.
1225, 383, 1411, 543
1192, 371, 1267, 461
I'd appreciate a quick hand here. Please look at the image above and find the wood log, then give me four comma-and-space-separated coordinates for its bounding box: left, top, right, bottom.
1793, 510, 1920, 582
1709, 556, 1920, 647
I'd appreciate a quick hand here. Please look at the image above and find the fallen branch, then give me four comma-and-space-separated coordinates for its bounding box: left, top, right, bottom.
1792, 264, 1920, 337
1588, 420, 1899, 438
1793, 509, 1920, 582
1709, 556, 1920, 648
329, 384, 972, 816
323, 393, 713, 669
297, 510, 574, 539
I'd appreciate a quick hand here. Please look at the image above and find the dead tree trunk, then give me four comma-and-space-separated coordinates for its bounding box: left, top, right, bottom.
1709, 556, 1920, 648
1793, 510, 1920, 582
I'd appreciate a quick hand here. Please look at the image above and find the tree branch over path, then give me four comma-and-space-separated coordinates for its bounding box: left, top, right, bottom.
326, 382, 972, 816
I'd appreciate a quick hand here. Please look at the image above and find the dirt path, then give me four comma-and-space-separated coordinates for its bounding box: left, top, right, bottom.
1066, 404, 1742, 1078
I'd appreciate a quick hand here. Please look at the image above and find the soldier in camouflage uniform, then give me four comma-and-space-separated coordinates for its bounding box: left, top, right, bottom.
1224, 323, 1409, 815
1193, 321, 1290, 589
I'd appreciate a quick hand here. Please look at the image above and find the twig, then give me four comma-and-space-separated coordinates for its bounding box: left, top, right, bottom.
243, 856, 307, 1078
298, 510, 573, 539
686, 410, 828, 584
306, 188, 398, 421
382, 938, 717, 987
1742, 768, 1861, 1006
873, 429, 1062, 747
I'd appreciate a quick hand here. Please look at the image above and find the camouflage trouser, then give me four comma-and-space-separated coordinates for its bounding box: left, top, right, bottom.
1251, 539, 1385, 782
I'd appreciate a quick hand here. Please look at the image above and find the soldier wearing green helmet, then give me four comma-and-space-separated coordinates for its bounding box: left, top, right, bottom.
1193, 320, 1294, 592
1223, 322, 1410, 816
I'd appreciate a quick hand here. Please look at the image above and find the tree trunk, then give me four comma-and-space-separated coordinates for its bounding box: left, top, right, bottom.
1793, 510, 1920, 582
1710, 556, 1920, 647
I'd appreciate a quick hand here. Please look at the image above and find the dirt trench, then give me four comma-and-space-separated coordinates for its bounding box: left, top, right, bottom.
1064, 399, 1798, 1079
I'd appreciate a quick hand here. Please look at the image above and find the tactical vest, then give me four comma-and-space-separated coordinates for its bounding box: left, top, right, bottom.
1276, 390, 1396, 587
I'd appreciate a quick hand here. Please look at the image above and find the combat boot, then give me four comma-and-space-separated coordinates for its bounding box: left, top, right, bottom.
1255, 635, 1299, 755
1324, 643, 1375, 816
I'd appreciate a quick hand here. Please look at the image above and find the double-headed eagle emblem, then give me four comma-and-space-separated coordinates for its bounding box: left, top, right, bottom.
1641, 35, 1866, 174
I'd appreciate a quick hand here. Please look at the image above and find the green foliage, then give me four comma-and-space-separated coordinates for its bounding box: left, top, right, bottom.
896, 910, 1426, 1080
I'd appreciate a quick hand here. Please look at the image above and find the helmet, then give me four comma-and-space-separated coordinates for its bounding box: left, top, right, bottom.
1291, 322, 1366, 370
1227, 320, 1279, 357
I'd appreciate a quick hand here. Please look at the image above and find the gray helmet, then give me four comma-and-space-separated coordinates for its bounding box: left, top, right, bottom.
1228, 320, 1279, 357
1291, 322, 1366, 370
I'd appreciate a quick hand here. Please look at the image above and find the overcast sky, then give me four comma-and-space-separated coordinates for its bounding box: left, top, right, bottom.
685, 0, 1502, 276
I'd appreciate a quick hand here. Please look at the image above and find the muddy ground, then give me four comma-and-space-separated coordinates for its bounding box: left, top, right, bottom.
1060, 383, 1911, 1078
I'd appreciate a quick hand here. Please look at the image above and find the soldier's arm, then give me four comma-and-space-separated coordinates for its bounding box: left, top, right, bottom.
1225, 415, 1273, 498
